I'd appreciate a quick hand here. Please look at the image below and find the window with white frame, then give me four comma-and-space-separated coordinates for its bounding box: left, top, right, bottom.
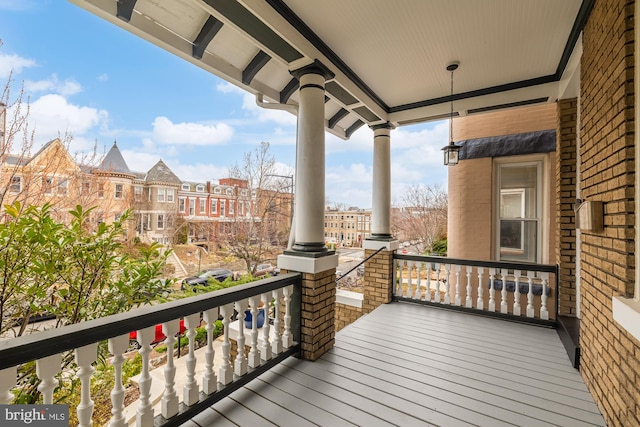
157, 188, 166, 202
167, 188, 174, 202
114, 183, 124, 199
229, 200, 234, 215
189, 199, 195, 216
220, 200, 226, 217
9, 176, 21, 193
43, 177, 53, 195
226, 188, 233, 196
211, 199, 217, 214
179, 197, 186, 213
98, 183, 105, 199
57, 179, 68, 196
196, 184, 205, 192
199, 199, 206, 214
182, 183, 190, 191
157, 214, 164, 230
496, 161, 542, 263
134, 186, 142, 201
214, 187, 221, 194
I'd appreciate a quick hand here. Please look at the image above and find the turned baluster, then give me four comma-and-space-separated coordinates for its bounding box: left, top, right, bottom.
219, 304, 233, 385
107, 335, 129, 427
75, 343, 97, 427
247, 296, 261, 368
183, 313, 200, 406
136, 326, 155, 427
36, 353, 62, 404
202, 308, 219, 395
161, 320, 180, 418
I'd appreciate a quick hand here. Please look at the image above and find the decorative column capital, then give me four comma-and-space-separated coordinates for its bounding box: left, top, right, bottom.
290, 59, 335, 81
370, 122, 395, 132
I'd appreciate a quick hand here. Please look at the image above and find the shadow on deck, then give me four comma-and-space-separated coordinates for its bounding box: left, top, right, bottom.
183, 302, 604, 427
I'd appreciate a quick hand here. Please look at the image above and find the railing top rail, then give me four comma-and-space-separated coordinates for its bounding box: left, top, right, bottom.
0, 272, 302, 371
336, 246, 383, 282
393, 253, 557, 274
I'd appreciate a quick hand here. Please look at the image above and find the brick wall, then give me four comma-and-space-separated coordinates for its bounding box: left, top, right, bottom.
335, 302, 363, 331
453, 103, 557, 141
447, 157, 493, 260
556, 98, 578, 316
299, 269, 336, 361
363, 249, 394, 313
580, 0, 639, 425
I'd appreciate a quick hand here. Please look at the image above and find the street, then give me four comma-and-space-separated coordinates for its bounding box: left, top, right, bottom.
336, 247, 364, 277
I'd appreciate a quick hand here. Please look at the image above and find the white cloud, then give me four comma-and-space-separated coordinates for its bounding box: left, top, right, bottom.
326, 163, 373, 208
171, 162, 230, 183
151, 116, 234, 146
0, 0, 37, 11
97, 73, 109, 82
241, 92, 297, 126
216, 82, 243, 94
7, 94, 108, 153
25, 74, 83, 96
0, 52, 36, 79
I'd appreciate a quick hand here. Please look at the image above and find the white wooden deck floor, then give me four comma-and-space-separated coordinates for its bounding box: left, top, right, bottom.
183, 302, 605, 427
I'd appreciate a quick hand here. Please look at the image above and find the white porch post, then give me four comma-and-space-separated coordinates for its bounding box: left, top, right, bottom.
363, 123, 398, 313
289, 60, 335, 253
370, 123, 394, 240
277, 60, 339, 361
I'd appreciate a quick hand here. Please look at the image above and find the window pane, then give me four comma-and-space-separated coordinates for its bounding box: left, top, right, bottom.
498, 164, 539, 263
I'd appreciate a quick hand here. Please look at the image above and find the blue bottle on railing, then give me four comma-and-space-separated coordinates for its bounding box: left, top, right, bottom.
244, 308, 265, 329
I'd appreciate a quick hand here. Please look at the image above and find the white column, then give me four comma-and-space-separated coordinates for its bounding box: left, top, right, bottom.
370, 124, 393, 239
291, 61, 334, 253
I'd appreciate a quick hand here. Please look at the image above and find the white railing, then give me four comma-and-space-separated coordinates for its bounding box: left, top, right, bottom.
393, 254, 557, 323
0, 273, 301, 427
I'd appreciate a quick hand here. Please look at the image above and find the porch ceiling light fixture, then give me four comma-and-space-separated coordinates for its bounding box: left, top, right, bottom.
442, 62, 461, 166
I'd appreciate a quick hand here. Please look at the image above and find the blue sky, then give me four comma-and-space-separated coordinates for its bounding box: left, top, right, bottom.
0, 0, 449, 208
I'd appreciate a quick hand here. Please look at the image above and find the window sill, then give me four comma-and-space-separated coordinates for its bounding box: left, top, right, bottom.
612, 296, 640, 342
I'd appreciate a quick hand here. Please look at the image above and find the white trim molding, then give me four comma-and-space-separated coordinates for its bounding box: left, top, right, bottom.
613, 296, 640, 342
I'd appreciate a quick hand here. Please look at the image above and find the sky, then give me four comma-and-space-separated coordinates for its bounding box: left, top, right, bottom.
0, 0, 449, 208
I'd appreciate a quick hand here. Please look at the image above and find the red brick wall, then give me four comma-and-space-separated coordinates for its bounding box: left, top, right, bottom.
580, 0, 639, 425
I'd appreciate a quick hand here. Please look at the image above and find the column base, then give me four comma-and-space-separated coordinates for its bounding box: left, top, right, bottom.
369, 233, 393, 240
291, 241, 328, 253
278, 252, 339, 274
363, 238, 399, 251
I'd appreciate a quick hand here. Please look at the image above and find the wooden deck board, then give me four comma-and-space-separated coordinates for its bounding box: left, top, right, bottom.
182, 302, 605, 427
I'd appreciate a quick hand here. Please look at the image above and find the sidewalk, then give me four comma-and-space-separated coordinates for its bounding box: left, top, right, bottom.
125, 336, 225, 425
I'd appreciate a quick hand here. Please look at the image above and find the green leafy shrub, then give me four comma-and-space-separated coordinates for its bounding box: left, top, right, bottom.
431, 238, 447, 256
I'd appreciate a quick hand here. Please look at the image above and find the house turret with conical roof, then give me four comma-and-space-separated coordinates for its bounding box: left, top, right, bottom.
96, 141, 135, 179
134, 159, 181, 245
90, 141, 136, 230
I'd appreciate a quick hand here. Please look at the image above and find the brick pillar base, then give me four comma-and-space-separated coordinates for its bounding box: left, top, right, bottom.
300, 269, 336, 361
363, 246, 396, 314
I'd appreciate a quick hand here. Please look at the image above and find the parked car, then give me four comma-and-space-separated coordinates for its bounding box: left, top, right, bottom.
252, 263, 278, 277
181, 268, 235, 289
129, 319, 186, 349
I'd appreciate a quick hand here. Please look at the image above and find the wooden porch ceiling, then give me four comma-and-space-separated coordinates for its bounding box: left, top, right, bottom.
69, 0, 590, 140
184, 302, 604, 426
